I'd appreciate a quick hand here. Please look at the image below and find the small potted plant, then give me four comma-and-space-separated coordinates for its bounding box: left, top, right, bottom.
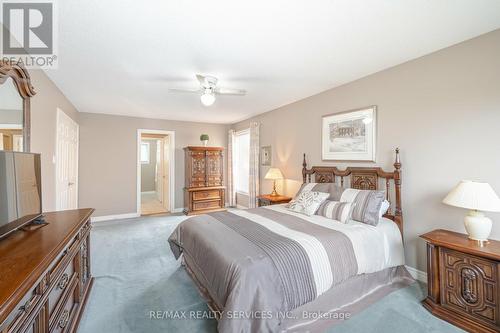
200, 134, 209, 147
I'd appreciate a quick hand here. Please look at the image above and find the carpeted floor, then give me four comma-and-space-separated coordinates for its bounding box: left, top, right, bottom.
78, 215, 464, 333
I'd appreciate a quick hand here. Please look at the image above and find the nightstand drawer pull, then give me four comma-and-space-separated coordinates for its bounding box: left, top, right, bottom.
462, 268, 478, 304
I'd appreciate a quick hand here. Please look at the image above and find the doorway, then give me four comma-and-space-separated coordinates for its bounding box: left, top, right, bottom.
137, 129, 175, 216
55, 108, 79, 210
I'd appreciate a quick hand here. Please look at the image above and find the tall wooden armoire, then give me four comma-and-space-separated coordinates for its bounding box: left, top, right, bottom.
183, 146, 226, 215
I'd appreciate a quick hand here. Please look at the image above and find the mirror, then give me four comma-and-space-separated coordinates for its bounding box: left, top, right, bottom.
0, 77, 24, 152
0, 61, 35, 152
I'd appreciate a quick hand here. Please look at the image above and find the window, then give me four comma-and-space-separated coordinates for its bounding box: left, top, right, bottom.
234, 130, 250, 194
140, 142, 150, 164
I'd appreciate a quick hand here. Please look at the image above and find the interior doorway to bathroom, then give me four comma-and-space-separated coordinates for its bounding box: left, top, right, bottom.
137, 130, 175, 216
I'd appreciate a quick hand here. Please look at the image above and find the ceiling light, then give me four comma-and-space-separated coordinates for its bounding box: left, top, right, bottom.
200, 91, 215, 106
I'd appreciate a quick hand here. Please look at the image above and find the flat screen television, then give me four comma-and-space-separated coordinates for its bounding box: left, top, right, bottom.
0, 151, 42, 239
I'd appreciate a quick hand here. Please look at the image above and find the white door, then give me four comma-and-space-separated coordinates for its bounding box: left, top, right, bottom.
56, 109, 79, 210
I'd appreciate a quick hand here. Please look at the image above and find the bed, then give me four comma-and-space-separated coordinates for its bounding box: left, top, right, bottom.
168, 149, 413, 332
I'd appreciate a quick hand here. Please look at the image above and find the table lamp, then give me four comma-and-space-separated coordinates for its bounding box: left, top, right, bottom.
265, 168, 284, 196
443, 180, 500, 241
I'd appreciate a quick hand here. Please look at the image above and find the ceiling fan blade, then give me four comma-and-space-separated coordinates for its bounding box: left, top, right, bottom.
168, 88, 201, 93
196, 74, 205, 85
215, 87, 247, 95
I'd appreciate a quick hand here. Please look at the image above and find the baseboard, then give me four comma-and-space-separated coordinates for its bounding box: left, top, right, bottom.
405, 265, 427, 283
91, 213, 140, 223
171, 208, 183, 213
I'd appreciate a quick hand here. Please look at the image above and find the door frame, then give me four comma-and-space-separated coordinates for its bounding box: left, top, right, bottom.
55, 108, 79, 210
136, 129, 175, 215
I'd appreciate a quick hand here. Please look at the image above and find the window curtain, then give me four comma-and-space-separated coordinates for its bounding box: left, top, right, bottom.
248, 122, 260, 208
227, 129, 236, 207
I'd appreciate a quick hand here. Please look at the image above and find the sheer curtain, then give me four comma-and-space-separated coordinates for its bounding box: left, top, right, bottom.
248, 122, 260, 208
227, 129, 236, 207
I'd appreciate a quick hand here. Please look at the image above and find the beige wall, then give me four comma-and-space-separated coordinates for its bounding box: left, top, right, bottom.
29, 69, 80, 212
233, 29, 500, 272
78, 113, 228, 216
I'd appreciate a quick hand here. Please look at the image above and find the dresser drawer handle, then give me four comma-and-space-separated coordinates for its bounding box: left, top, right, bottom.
19, 295, 36, 313
58, 310, 70, 328
58, 273, 70, 290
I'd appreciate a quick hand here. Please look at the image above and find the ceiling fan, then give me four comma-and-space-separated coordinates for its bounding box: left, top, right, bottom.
168, 74, 246, 106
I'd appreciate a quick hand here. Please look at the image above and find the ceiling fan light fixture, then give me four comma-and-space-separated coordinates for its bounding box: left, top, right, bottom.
200, 91, 216, 106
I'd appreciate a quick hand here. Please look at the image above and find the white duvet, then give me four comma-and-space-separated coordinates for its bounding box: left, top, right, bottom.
264, 204, 405, 275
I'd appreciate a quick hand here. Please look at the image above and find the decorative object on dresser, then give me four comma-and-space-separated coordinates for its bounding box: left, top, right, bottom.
421, 229, 500, 333
199, 134, 209, 147
443, 180, 500, 242
264, 167, 283, 196
0, 208, 94, 333
184, 146, 226, 215
322, 106, 377, 161
257, 194, 292, 207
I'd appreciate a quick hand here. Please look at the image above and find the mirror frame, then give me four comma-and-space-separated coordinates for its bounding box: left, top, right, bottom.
0, 60, 36, 152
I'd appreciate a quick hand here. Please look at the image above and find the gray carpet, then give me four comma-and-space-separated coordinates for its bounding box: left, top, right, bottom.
78, 215, 463, 333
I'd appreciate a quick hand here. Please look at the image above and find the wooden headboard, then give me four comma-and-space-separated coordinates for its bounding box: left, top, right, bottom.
302, 148, 402, 234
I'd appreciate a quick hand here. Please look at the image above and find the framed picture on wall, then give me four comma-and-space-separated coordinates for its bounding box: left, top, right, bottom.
261, 146, 272, 166
322, 106, 377, 161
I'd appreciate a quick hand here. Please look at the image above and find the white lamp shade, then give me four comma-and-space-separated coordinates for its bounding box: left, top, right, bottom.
265, 168, 283, 180
443, 180, 500, 212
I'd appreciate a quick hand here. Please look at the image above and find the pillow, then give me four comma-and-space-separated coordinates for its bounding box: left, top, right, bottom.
295, 182, 345, 201
316, 200, 355, 224
287, 190, 329, 216
379, 200, 390, 218
340, 189, 386, 226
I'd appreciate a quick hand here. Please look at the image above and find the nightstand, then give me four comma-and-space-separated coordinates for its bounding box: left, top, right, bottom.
257, 194, 292, 207
421, 229, 500, 333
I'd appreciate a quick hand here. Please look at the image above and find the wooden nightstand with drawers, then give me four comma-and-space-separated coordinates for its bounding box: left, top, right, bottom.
421, 229, 500, 333
257, 194, 292, 207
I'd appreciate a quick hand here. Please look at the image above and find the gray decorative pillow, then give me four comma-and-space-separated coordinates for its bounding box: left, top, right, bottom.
340, 189, 386, 226
287, 190, 330, 216
295, 183, 345, 201
316, 200, 355, 224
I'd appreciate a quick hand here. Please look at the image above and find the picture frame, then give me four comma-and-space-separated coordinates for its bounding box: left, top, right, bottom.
322, 106, 377, 161
261, 145, 272, 166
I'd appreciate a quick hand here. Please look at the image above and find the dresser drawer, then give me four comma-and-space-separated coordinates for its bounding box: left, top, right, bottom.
50, 276, 78, 333
48, 261, 75, 318
192, 189, 221, 201
5, 288, 40, 333
439, 247, 500, 329
193, 199, 222, 211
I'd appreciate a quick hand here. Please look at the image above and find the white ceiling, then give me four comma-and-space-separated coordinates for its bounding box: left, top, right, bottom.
45, 0, 500, 124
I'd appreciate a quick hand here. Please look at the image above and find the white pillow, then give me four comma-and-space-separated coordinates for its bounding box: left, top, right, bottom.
379, 200, 390, 218
287, 190, 330, 216
316, 200, 355, 224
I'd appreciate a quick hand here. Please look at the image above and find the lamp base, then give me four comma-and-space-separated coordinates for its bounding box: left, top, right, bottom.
270, 181, 279, 196
464, 210, 492, 242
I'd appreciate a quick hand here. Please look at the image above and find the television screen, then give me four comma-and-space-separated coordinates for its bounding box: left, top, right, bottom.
0, 151, 42, 238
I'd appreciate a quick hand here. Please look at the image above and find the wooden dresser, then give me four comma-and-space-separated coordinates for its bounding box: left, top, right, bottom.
183, 146, 225, 215
0, 209, 94, 333
421, 229, 500, 333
